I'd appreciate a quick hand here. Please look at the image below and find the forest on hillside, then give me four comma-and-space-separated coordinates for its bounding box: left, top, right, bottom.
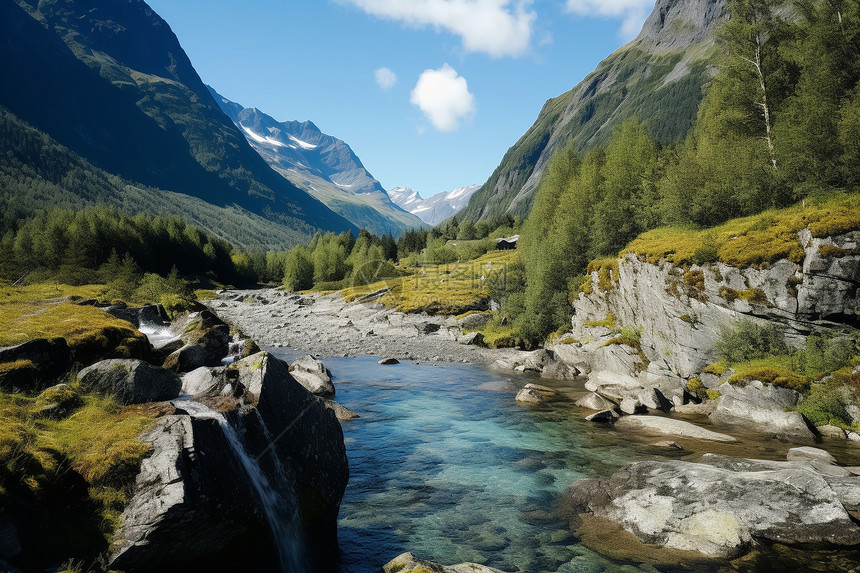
510, 0, 860, 343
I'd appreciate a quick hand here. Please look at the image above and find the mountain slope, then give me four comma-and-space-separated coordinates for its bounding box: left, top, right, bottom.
211, 89, 426, 237
388, 185, 480, 226
0, 0, 357, 248
458, 0, 727, 222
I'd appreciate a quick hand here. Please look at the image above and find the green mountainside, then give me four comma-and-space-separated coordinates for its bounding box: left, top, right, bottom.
458, 0, 726, 222
0, 0, 357, 249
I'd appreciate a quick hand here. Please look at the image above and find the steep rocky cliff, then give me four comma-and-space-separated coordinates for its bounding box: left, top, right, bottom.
459, 0, 727, 222
562, 229, 859, 380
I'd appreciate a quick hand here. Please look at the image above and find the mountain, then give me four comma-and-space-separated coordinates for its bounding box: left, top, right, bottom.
458, 0, 728, 222
388, 185, 480, 226
211, 89, 426, 237
0, 0, 357, 249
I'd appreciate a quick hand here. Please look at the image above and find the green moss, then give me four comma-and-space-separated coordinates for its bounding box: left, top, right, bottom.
727, 364, 810, 393
680, 314, 695, 324
389, 564, 406, 573
584, 313, 617, 330
738, 288, 768, 304
719, 286, 739, 302
706, 389, 721, 400
683, 270, 705, 290
703, 362, 728, 376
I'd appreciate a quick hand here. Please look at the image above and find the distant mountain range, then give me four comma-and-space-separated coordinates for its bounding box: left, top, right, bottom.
0, 0, 359, 250
388, 185, 480, 226
458, 0, 728, 222
211, 89, 425, 236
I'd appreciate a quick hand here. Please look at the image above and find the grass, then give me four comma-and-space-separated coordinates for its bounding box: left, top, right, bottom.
726, 356, 811, 393
622, 193, 860, 269
0, 389, 158, 540
0, 283, 146, 362
339, 250, 519, 315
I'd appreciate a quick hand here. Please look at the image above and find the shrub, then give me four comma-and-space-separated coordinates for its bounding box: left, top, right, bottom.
793, 381, 853, 428
716, 320, 789, 364
727, 365, 810, 392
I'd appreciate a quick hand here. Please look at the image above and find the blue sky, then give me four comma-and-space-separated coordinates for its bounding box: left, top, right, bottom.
145, 0, 656, 198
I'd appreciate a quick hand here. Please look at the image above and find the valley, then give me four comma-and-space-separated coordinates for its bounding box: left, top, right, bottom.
1, 0, 860, 571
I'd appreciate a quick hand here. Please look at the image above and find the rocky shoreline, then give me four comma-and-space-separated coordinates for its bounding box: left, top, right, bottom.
207, 288, 576, 378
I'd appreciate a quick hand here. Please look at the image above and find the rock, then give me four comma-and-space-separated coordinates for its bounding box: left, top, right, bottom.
108, 415, 276, 572
586, 370, 642, 394
163, 311, 230, 373
457, 312, 492, 330
637, 387, 673, 413
787, 446, 838, 466
112, 350, 348, 573
562, 457, 860, 560
288, 355, 335, 398
324, 400, 359, 421
0, 338, 72, 391
848, 431, 860, 442
34, 384, 83, 418
181, 366, 231, 396
250, 352, 348, 570
540, 359, 579, 380
378, 358, 400, 365
709, 381, 817, 441
138, 304, 170, 327
615, 415, 739, 443
516, 383, 560, 404
576, 392, 616, 411
585, 409, 620, 423
620, 396, 645, 415
651, 441, 684, 450
78, 359, 181, 405
457, 331, 485, 346
382, 552, 509, 573
816, 425, 846, 440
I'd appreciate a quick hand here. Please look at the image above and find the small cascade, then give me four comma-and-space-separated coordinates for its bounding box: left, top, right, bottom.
221, 333, 244, 365
177, 400, 309, 572
139, 321, 180, 349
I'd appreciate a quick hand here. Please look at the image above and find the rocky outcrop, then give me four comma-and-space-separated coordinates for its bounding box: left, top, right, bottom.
163, 310, 230, 372
562, 230, 860, 381
288, 355, 335, 397
563, 453, 860, 562
109, 350, 348, 572
708, 380, 818, 441
78, 359, 181, 405
382, 552, 509, 573
0, 338, 72, 391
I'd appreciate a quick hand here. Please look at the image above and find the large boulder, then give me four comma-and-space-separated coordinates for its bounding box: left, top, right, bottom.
614, 415, 738, 443
563, 457, 860, 561
288, 355, 335, 398
0, 338, 72, 391
237, 352, 349, 571
111, 351, 349, 572
78, 359, 181, 405
709, 381, 818, 441
108, 414, 279, 572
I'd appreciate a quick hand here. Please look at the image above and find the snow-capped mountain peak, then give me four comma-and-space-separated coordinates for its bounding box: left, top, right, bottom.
388, 185, 480, 226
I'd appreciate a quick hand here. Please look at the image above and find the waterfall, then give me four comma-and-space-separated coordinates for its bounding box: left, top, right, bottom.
139, 321, 179, 348
177, 400, 309, 572
221, 333, 243, 365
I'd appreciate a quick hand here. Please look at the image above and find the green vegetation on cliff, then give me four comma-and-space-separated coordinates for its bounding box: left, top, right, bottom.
507, 0, 860, 345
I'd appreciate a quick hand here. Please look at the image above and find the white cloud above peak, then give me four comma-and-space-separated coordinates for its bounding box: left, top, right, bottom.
565, 0, 653, 39
410, 64, 475, 132
342, 0, 536, 58
375, 67, 398, 90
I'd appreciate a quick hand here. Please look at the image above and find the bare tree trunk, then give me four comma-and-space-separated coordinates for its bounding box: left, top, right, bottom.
753, 33, 778, 171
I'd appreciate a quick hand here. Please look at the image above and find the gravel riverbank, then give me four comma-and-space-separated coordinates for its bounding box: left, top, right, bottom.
206, 288, 524, 367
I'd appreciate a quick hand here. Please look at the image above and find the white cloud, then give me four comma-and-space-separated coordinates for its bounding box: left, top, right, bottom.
342, 0, 536, 58
565, 0, 653, 39
410, 64, 475, 132
375, 67, 398, 90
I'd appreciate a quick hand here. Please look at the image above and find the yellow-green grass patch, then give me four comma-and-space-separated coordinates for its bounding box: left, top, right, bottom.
622, 193, 860, 269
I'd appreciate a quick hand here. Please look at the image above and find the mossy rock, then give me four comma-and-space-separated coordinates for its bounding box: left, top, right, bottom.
35, 383, 84, 418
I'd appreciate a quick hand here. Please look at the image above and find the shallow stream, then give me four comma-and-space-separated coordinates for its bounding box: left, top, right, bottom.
266, 352, 860, 572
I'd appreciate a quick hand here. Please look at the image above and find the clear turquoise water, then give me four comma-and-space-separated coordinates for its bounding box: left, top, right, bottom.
271, 354, 658, 573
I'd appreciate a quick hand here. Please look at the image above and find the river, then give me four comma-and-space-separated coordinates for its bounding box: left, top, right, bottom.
269, 351, 667, 572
